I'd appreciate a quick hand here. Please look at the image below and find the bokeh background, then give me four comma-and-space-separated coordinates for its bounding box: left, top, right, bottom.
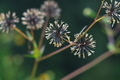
0, 0, 120, 80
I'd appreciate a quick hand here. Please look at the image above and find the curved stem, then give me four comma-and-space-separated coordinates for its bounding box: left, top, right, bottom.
61, 51, 113, 80
13, 27, 32, 41
38, 44, 73, 62
38, 15, 50, 50
30, 60, 38, 80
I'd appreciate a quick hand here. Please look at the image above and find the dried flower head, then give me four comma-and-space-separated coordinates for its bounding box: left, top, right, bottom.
71, 32, 96, 58
102, 0, 120, 27
21, 8, 44, 30
40, 0, 61, 19
0, 11, 19, 33
45, 20, 70, 47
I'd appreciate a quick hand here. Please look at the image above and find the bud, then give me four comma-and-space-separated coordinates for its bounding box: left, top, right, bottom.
83, 8, 96, 18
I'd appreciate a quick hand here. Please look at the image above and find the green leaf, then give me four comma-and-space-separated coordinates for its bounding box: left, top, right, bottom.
25, 54, 36, 58
25, 30, 45, 59
33, 48, 39, 59
39, 45, 45, 57
83, 8, 96, 19
26, 30, 33, 40
33, 41, 37, 49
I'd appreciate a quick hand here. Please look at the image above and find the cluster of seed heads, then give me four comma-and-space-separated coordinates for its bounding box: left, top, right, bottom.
0, 0, 120, 58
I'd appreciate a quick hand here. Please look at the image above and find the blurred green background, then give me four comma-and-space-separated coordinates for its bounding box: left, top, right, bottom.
0, 0, 120, 80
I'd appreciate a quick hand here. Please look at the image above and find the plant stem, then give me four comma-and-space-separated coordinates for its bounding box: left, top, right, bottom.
60, 36, 71, 43
38, 15, 50, 50
61, 51, 113, 80
79, 15, 107, 39
13, 27, 32, 41
38, 43, 73, 62
95, 0, 105, 20
105, 25, 115, 44
113, 23, 120, 36
30, 29, 34, 39
30, 60, 38, 80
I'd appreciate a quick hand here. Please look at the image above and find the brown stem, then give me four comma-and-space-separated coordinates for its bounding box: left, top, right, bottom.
60, 36, 71, 43
38, 15, 50, 50
61, 51, 113, 80
78, 15, 107, 39
13, 27, 32, 41
30, 60, 38, 80
38, 44, 73, 62
30, 29, 34, 39
95, 0, 105, 20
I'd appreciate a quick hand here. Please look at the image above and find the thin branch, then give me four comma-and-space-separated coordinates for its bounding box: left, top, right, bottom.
38, 15, 50, 50
78, 15, 107, 39
38, 44, 73, 62
61, 51, 113, 80
30, 29, 34, 40
30, 60, 38, 80
60, 36, 71, 44
13, 27, 32, 41
105, 24, 115, 45
95, 0, 105, 20
113, 23, 120, 36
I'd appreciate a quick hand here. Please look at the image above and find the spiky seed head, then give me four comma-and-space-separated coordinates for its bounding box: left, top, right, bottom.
45, 20, 70, 47
21, 8, 44, 30
71, 32, 96, 58
102, 0, 120, 27
0, 11, 19, 33
40, 0, 61, 19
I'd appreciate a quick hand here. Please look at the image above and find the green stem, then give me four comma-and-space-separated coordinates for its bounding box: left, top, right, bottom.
61, 51, 113, 80
30, 60, 38, 80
